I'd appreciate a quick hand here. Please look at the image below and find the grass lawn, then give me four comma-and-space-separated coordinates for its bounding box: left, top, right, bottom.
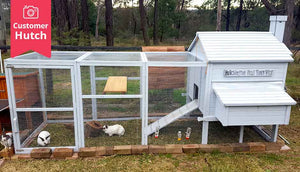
1, 61, 299, 171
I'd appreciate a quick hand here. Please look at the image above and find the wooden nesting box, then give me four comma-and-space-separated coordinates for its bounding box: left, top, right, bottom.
142, 46, 186, 89
0, 72, 41, 107
0, 72, 41, 130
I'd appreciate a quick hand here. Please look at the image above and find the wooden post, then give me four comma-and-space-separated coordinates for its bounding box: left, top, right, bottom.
239, 126, 244, 143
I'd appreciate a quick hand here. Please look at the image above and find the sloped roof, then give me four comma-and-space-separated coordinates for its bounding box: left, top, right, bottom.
188, 32, 293, 63
213, 82, 297, 106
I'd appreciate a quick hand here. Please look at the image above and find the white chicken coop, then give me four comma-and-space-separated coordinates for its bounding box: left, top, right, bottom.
5, 30, 296, 154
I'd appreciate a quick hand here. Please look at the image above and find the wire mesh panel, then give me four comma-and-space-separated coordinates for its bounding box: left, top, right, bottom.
84, 120, 141, 147
18, 111, 44, 146
148, 67, 187, 116
11, 68, 73, 108
9, 67, 76, 148
81, 64, 142, 146
83, 98, 141, 146
83, 98, 140, 119
147, 66, 203, 145
81, 66, 140, 95
18, 111, 76, 148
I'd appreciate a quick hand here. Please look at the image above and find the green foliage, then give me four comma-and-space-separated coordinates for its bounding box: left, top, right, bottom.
88, 0, 97, 34
53, 28, 91, 46
156, 0, 183, 40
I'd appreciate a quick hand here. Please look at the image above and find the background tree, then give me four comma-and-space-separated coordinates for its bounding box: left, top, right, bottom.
175, 0, 188, 39
95, 0, 102, 40
225, 0, 231, 31
105, 0, 114, 46
0, 0, 7, 52
157, 0, 177, 41
139, 0, 150, 45
236, 0, 243, 31
153, 0, 159, 45
67, 0, 79, 28
261, 0, 296, 47
216, 0, 222, 31
81, 0, 90, 34
52, 0, 69, 44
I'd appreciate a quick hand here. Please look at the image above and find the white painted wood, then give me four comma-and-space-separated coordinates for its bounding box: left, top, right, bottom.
146, 100, 198, 135
16, 108, 74, 112
90, 66, 97, 120
82, 95, 142, 99
202, 121, 209, 144
5, 66, 21, 151
213, 83, 296, 106
239, 126, 244, 143
188, 32, 293, 63
95, 77, 140, 81
38, 69, 47, 122
269, 16, 287, 42
271, 125, 279, 142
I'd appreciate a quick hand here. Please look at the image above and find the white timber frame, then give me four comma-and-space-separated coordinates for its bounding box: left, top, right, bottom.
5, 51, 206, 153
5, 32, 292, 154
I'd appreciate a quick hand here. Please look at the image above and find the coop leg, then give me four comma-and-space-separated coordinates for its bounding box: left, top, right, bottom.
270, 124, 279, 142
201, 121, 209, 144
239, 126, 244, 143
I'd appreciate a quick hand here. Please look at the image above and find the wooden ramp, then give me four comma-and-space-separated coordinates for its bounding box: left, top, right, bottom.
146, 99, 198, 135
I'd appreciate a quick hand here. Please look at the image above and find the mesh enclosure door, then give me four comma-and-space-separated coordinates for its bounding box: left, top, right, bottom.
10, 68, 76, 148
81, 66, 142, 146
147, 66, 202, 145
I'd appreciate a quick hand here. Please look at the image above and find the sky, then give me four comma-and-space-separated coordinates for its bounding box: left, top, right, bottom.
115, 0, 206, 8
190, 0, 205, 7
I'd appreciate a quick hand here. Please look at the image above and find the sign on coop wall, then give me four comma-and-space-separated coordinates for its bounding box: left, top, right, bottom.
10, 0, 51, 58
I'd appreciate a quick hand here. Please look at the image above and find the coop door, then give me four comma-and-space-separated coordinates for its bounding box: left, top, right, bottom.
7, 67, 77, 151
193, 84, 199, 99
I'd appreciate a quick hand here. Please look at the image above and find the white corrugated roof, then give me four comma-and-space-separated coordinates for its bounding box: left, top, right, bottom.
213, 82, 297, 106
188, 32, 294, 63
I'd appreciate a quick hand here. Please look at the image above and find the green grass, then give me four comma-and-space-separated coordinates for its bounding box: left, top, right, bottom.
26, 119, 264, 147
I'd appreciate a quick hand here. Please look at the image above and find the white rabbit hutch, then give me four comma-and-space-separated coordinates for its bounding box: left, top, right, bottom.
4, 31, 296, 154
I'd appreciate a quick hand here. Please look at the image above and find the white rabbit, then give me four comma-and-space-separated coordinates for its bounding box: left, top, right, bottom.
0, 129, 13, 149
37, 131, 50, 146
102, 124, 125, 137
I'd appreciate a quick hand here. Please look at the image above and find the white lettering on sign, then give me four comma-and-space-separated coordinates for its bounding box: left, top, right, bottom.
224, 69, 274, 77
15, 31, 47, 40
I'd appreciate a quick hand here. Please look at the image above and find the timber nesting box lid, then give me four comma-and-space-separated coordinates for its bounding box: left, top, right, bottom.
188, 32, 294, 63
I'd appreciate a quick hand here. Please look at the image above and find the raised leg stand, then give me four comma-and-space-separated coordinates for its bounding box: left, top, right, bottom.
239, 126, 244, 143
201, 121, 209, 144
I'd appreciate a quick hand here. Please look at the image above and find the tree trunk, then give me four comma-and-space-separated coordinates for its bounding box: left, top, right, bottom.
236, 0, 243, 31
81, 0, 89, 33
131, 0, 137, 35
0, 0, 7, 52
226, 0, 231, 31
139, 0, 150, 45
67, 0, 79, 29
175, 0, 185, 39
153, 0, 159, 45
261, 0, 295, 47
95, 0, 101, 40
53, 0, 69, 44
261, 0, 277, 15
105, 0, 114, 46
216, 0, 222, 31
283, 0, 295, 47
